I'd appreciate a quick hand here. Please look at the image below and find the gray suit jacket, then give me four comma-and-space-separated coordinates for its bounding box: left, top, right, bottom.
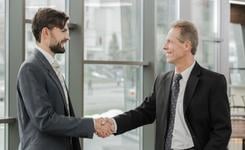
17, 49, 94, 150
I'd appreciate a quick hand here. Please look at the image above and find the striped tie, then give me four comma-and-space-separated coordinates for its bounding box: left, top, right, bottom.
165, 74, 182, 150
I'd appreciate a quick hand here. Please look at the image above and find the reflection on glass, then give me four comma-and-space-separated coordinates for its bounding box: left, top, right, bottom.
25, 0, 66, 19
190, 0, 219, 70
84, 64, 142, 150
0, 0, 5, 149
84, 0, 142, 61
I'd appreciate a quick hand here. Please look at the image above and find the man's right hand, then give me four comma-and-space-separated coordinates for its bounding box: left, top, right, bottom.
94, 118, 115, 138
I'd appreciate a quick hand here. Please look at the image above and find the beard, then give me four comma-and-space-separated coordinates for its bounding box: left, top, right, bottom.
49, 40, 66, 54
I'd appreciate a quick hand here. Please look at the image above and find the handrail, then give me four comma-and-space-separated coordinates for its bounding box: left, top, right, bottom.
0, 117, 17, 124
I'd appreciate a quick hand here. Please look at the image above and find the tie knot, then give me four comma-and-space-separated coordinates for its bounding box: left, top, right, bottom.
174, 73, 182, 82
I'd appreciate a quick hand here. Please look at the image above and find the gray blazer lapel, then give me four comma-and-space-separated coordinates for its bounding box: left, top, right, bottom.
183, 63, 201, 112
34, 50, 68, 113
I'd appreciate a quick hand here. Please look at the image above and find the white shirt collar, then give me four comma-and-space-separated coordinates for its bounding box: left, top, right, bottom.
35, 45, 55, 66
175, 61, 196, 82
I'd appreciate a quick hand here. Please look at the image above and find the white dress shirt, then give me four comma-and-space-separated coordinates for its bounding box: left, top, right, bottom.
171, 61, 196, 150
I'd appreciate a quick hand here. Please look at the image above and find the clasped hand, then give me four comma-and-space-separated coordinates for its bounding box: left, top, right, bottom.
94, 118, 115, 138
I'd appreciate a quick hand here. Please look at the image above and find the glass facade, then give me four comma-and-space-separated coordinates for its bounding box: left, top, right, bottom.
1, 0, 241, 149
229, 23, 245, 149
83, 0, 143, 150
25, 0, 67, 19
0, 0, 5, 116
155, 0, 178, 74
190, 0, 220, 70
0, 0, 6, 149
229, 23, 245, 86
84, 65, 142, 115
84, 0, 142, 61
84, 64, 142, 150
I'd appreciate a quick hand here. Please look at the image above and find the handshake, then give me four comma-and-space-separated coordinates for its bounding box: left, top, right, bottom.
94, 118, 116, 138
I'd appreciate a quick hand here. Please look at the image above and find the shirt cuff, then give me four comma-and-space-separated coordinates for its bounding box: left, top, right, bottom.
111, 118, 117, 133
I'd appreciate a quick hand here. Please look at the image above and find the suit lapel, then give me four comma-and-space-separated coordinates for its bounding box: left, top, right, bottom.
34, 49, 69, 113
183, 63, 201, 112
160, 71, 174, 114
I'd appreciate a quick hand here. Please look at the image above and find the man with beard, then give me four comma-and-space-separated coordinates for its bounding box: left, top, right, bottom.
16, 8, 112, 150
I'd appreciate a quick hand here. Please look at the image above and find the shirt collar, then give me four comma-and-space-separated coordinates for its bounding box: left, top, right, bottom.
175, 61, 196, 82
35, 45, 55, 66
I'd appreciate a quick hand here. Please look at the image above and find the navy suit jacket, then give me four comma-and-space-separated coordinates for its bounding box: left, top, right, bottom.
17, 49, 94, 150
114, 62, 231, 150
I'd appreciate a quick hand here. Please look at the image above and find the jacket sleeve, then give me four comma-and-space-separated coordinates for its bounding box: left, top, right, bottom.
204, 75, 231, 149
17, 63, 95, 138
113, 76, 158, 135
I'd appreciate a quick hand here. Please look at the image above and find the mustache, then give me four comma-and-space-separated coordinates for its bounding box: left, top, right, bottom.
60, 39, 68, 44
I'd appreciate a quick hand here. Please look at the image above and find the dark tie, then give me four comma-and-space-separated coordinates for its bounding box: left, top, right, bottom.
165, 74, 182, 150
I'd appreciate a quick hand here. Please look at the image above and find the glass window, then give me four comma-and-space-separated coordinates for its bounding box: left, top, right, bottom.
25, 0, 67, 19
84, 64, 142, 150
83, 0, 143, 150
25, 24, 35, 58
229, 23, 245, 86
0, 124, 4, 150
156, 0, 178, 74
84, 0, 142, 61
190, 0, 220, 70
25, 0, 68, 75
229, 23, 245, 149
0, 0, 5, 115
0, 0, 6, 149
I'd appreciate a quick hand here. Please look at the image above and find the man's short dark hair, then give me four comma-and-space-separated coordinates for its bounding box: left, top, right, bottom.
32, 8, 69, 42
171, 20, 198, 55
